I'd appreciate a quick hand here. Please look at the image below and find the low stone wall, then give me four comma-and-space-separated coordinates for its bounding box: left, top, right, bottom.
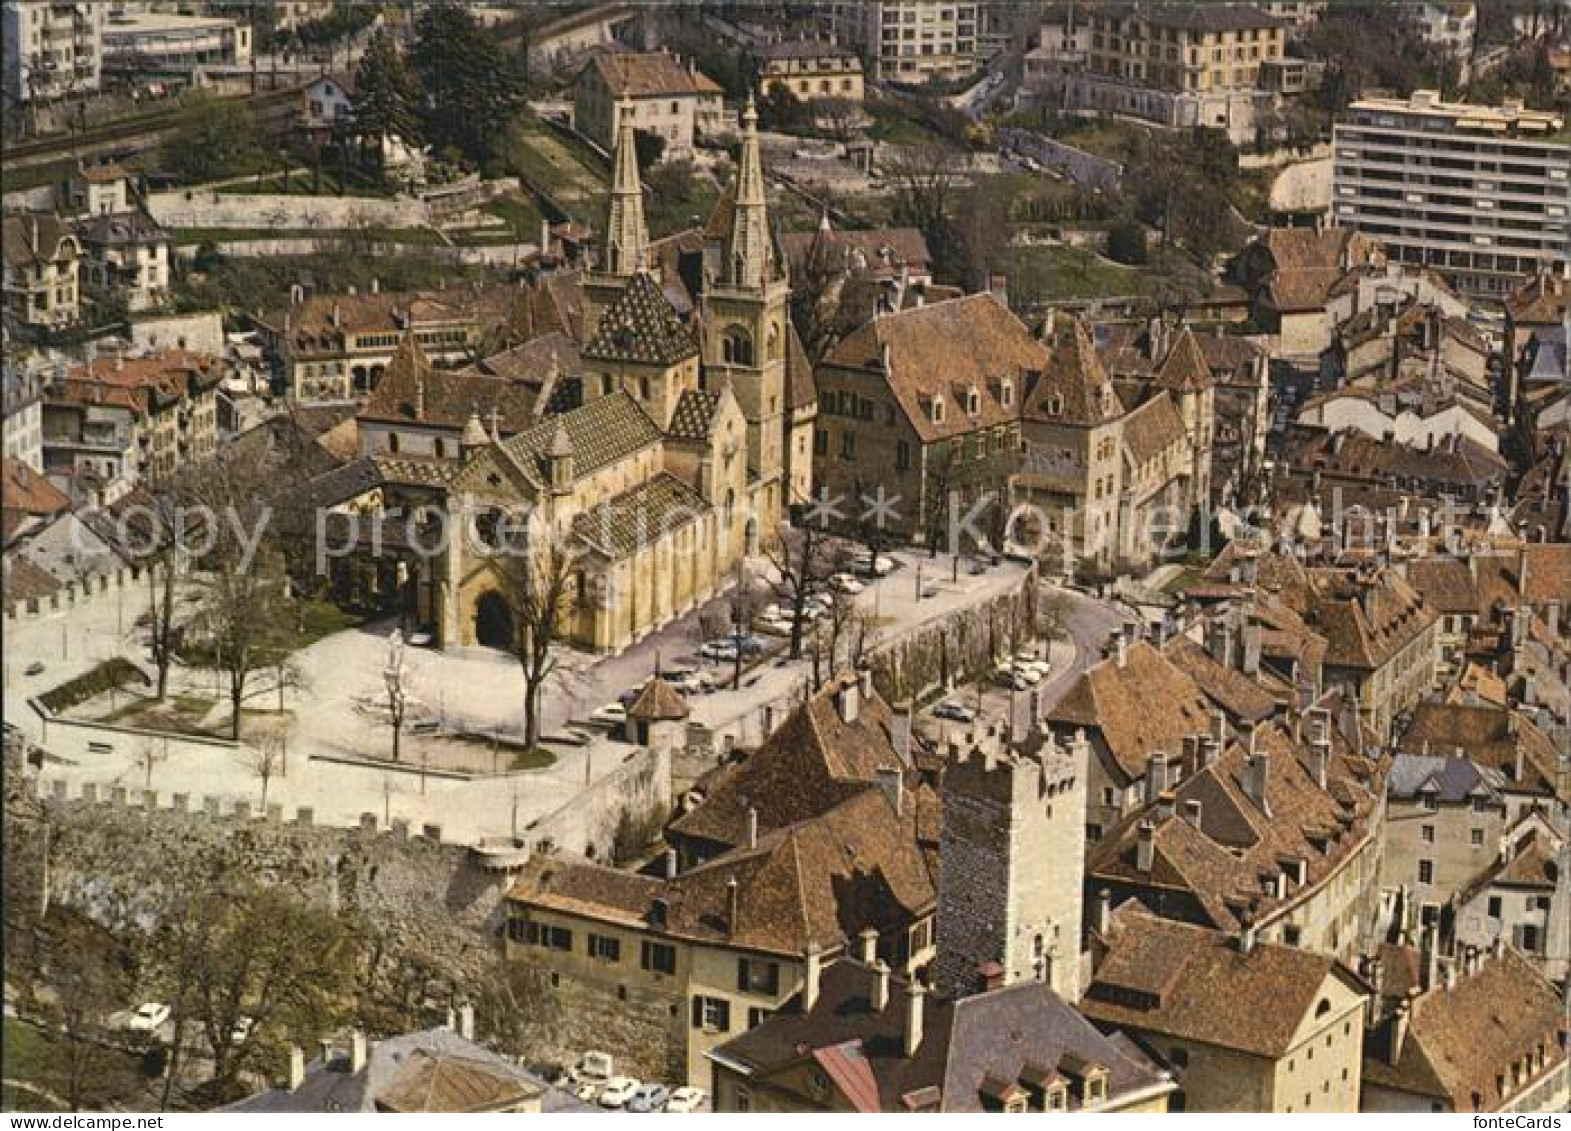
1000, 128, 1125, 192
4, 563, 144, 623
17, 772, 510, 1009
526, 743, 672, 861
866, 566, 1039, 704
148, 189, 430, 231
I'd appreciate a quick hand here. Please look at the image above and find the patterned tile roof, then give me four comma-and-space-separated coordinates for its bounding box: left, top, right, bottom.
582, 272, 699, 367
628, 675, 689, 721
496, 390, 661, 489
571, 472, 710, 559
1023, 319, 1122, 428
665, 388, 723, 442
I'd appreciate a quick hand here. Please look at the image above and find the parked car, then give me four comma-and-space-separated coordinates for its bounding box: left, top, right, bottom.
665, 1086, 709, 1113
1011, 663, 1043, 686
572, 1081, 601, 1103
24, 661, 45, 677
597, 1076, 641, 1109
852, 552, 895, 577
754, 613, 792, 637
116, 1002, 171, 1033
574, 1050, 614, 1082
230, 1015, 254, 1044
933, 701, 976, 724
997, 668, 1031, 691
665, 669, 713, 695
590, 703, 627, 727
700, 638, 740, 661
626, 1083, 671, 1112
829, 572, 865, 595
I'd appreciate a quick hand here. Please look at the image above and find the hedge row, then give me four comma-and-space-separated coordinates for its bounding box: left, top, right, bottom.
38, 658, 151, 715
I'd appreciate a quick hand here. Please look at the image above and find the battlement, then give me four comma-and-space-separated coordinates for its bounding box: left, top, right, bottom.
34, 776, 448, 845
943, 725, 1086, 805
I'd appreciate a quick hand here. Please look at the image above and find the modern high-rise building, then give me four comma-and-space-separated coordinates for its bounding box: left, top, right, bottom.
1332, 91, 1571, 296
1, 0, 105, 108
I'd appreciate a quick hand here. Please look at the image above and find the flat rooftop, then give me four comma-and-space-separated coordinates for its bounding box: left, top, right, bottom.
1345, 90, 1566, 139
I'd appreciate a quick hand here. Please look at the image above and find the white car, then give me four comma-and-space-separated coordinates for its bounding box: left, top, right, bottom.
119, 1002, 171, 1033
230, 1015, 254, 1043
572, 1081, 601, 1103
755, 613, 792, 637
1012, 663, 1043, 686
597, 1076, 641, 1109
590, 703, 627, 727
829, 573, 865, 595
665, 1086, 708, 1113
853, 553, 896, 577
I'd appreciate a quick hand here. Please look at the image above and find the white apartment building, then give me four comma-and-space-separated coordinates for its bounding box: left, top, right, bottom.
829, 0, 982, 83
2, 0, 105, 106
1332, 91, 1571, 297
101, 8, 251, 79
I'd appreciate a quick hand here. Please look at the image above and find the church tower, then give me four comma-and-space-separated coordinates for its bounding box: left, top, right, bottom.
583, 97, 649, 339
701, 95, 791, 532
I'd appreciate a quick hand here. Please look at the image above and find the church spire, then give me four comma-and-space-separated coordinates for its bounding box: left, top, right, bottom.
604, 96, 648, 278
726, 93, 772, 290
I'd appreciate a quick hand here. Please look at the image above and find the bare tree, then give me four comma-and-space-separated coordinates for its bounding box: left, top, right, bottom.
45, 912, 135, 1113
764, 505, 846, 662
384, 629, 408, 763
246, 725, 288, 810
492, 530, 578, 752
133, 737, 168, 792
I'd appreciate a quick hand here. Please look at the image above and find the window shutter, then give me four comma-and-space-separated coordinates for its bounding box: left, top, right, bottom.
716, 999, 731, 1033
691, 996, 704, 1029
737, 960, 750, 993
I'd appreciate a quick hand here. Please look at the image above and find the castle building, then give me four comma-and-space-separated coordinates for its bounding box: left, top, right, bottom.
934, 722, 1088, 1004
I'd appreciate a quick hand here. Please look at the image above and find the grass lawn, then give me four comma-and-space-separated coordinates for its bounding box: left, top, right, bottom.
97, 693, 222, 736
2, 1018, 49, 1082
500, 120, 609, 223
1001, 245, 1146, 304
866, 100, 952, 148
482, 195, 546, 239
510, 747, 557, 771
0, 156, 77, 195
290, 600, 367, 648
1162, 566, 1208, 596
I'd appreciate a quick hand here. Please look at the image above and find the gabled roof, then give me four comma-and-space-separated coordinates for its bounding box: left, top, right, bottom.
1046, 641, 1213, 781
669, 671, 917, 852
585, 51, 722, 98
665, 388, 723, 442
485, 390, 661, 491
1023, 319, 1122, 428
570, 472, 710, 559
1386, 752, 1503, 804
2, 214, 77, 270
2, 457, 71, 521
1120, 393, 1186, 469
512, 785, 934, 956
358, 333, 565, 433
821, 294, 1045, 444
1082, 909, 1361, 1059
1396, 702, 1565, 802
582, 271, 699, 367
1304, 566, 1439, 672
714, 961, 1171, 1112
1362, 947, 1567, 1112
1153, 327, 1212, 394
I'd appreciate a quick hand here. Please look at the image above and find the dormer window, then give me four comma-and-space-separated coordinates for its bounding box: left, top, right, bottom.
931, 396, 945, 424
1045, 1084, 1068, 1111
1047, 393, 1063, 416
966, 386, 980, 416
1000, 378, 1014, 408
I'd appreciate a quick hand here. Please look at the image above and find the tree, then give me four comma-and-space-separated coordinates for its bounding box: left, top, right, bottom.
43, 912, 136, 1112
491, 523, 578, 752
383, 629, 408, 763
765, 501, 847, 662
163, 94, 260, 184
129, 488, 194, 700
246, 725, 288, 810
352, 31, 419, 174
133, 737, 168, 792
633, 127, 666, 171
947, 174, 1013, 292
149, 883, 358, 1103
410, 0, 525, 168
885, 143, 963, 277
1106, 217, 1149, 265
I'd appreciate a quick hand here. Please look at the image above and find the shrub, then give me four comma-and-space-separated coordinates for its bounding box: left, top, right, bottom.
39, 658, 150, 714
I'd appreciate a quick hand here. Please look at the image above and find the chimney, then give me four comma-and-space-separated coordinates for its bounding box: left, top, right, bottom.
1442, 958, 1458, 992
1136, 821, 1156, 872
804, 943, 823, 1011
1517, 546, 1529, 597
1420, 926, 1439, 991
1239, 921, 1256, 954
858, 927, 878, 964
838, 675, 861, 724
350, 1031, 368, 1074
1115, 629, 1128, 668
762, 703, 776, 735
1548, 600, 1562, 639
457, 1003, 474, 1042
1183, 798, 1203, 828
871, 961, 890, 1012
859, 667, 874, 702
287, 1045, 306, 1091
727, 876, 740, 936
1244, 751, 1272, 816
1211, 710, 1227, 745
1095, 888, 1112, 935
1310, 739, 1330, 789
1390, 999, 1411, 1066
1155, 790, 1176, 822
1145, 752, 1167, 805
877, 765, 904, 815
1242, 623, 1261, 676
903, 980, 926, 1057
892, 703, 913, 764
1364, 957, 1385, 1024
319, 1038, 335, 1068
746, 806, 759, 849
665, 848, 678, 879
1207, 617, 1234, 667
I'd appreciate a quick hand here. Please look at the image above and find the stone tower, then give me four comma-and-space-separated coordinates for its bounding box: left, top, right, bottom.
701, 94, 790, 531
934, 723, 1088, 1003
583, 97, 649, 338
1154, 326, 1215, 515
